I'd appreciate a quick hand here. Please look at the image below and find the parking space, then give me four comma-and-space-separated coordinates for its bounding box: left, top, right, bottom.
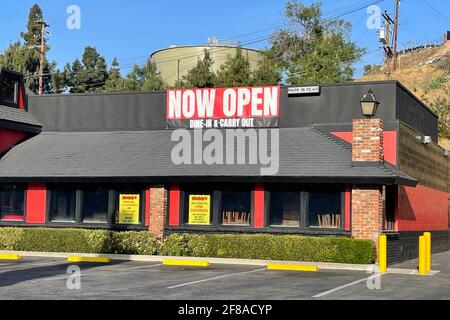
0, 251, 449, 299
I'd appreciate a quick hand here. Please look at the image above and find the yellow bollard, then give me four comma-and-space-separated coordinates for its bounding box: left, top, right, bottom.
424, 232, 431, 273
378, 234, 387, 273
418, 235, 427, 275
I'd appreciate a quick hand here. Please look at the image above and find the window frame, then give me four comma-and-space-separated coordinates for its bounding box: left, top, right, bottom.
0, 183, 27, 222
265, 185, 304, 228
306, 187, 344, 230
0, 73, 20, 107
219, 187, 253, 227
46, 184, 147, 229
179, 183, 254, 229
80, 187, 113, 224
176, 183, 345, 233
265, 184, 345, 232
47, 186, 77, 223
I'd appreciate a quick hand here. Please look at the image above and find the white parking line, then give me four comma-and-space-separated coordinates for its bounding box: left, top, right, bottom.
167, 268, 267, 289
34, 263, 163, 282
312, 274, 386, 298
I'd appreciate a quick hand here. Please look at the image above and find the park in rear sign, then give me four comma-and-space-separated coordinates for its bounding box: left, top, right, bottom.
166, 85, 280, 129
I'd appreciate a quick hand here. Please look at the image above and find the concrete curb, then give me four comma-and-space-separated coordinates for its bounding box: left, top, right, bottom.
0, 249, 374, 271
1, 249, 436, 275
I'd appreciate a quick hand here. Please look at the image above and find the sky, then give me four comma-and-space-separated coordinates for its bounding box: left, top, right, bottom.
0, 0, 448, 78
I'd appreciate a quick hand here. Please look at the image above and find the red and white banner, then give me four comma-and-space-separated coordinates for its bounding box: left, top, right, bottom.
166, 85, 280, 129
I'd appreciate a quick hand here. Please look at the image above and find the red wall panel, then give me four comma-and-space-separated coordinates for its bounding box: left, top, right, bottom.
398, 185, 449, 231
25, 183, 46, 224
18, 86, 25, 110
345, 185, 351, 231
169, 184, 180, 226
253, 183, 265, 228
331, 131, 397, 165
0, 129, 27, 153
144, 188, 150, 226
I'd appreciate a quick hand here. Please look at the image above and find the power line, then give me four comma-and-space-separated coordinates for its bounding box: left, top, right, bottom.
417, 0, 450, 23
29, 0, 387, 92
62, 47, 382, 94
28, 0, 386, 80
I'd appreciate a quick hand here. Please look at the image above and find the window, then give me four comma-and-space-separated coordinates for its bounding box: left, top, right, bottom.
0, 183, 25, 221
181, 184, 252, 227
47, 184, 146, 227
383, 186, 397, 231
0, 75, 18, 104
269, 191, 301, 227
178, 184, 346, 231
308, 191, 342, 228
183, 190, 213, 225
49, 188, 76, 222
221, 190, 251, 226
82, 188, 109, 223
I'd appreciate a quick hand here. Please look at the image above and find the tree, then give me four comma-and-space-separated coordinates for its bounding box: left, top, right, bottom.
140, 59, 165, 91
270, 1, 365, 84
69, 58, 85, 93
178, 49, 216, 88
429, 97, 450, 139
77, 46, 108, 92
252, 49, 281, 86
21, 4, 45, 46
105, 58, 128, 92
216, 47, 253, 87
104, 59, 165, 92
0, 4, 55, 93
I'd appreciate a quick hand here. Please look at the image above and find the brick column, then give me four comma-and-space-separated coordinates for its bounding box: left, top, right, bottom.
351, 187, 383, 240
351, 118, 384, 241
352, 118, 384, 163
148, 185, 167, 241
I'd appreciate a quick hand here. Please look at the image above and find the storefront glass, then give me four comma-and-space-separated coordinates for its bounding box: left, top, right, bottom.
308, 192, 341, 228
49, 189, 76, 222
221, 191, 251, 226
82, 188, 109, 223
0, 183, 25, 221
269, 192, 301, 227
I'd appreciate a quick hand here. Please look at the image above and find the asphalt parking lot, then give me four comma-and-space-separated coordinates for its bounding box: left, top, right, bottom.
0, 251, 449, 300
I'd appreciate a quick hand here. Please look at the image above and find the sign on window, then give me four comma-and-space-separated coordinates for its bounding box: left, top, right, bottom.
118, 194, 140, 224
188, 195, 210, 225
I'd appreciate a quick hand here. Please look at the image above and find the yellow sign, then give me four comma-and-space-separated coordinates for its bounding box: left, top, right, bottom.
118, 194, 140, 224
188, 195, 210, 225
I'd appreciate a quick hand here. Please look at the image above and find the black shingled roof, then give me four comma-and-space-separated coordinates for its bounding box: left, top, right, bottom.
0, 105, 42, 129
0, 126, 418, 186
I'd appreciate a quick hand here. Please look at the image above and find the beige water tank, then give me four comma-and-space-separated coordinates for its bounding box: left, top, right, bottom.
150, 45, 263, 86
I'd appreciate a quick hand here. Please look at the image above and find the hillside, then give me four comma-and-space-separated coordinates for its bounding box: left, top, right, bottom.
359, 41, 450, 148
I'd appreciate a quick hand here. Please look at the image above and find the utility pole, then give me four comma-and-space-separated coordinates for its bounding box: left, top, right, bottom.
392, 0, 400, 71
38, 19, 48, 95
381, 10, 394, 75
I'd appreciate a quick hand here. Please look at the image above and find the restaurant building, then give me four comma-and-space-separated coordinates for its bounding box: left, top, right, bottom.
0, 68, 448, 263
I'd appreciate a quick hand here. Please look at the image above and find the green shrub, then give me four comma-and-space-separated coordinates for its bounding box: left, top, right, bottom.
0, 227, 159, 254
0, 228, 376, 264
159, 233, 192, 256
111, 231, 159, 255
161, 233, 376, 264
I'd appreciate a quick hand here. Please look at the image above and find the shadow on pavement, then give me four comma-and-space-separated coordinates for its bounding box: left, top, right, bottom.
0, 260, 127, 287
